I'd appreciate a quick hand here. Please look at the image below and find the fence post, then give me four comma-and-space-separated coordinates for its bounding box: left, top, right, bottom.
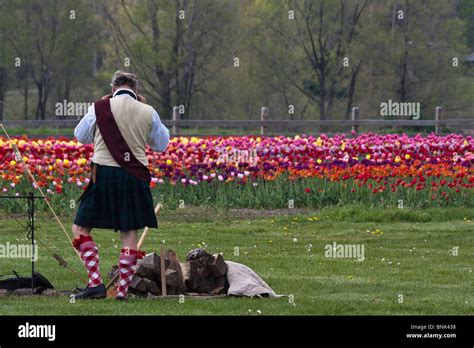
172, 106, 180, 136
261, 106, 269, 136
435, 106, 443, 135
351, 106, 359, 134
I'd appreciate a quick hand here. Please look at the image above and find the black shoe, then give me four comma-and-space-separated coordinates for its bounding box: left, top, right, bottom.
74, 284, 106, 300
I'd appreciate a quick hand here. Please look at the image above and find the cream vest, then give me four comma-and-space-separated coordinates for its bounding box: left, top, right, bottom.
92, 96, 154, 167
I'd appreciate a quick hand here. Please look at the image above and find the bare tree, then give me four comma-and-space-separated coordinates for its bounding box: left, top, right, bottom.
256, 0, 371, 123
104, 0, 238, 118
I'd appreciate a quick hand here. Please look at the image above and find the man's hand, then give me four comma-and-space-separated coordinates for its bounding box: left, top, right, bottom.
101, 94, 113, 100
137, 94, 146, 103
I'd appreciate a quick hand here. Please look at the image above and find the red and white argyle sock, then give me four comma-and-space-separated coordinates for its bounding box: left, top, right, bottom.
73, 235, 103, 287
116, 248, 143, 299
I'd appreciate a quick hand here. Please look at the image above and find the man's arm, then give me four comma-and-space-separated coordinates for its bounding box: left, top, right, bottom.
74, 105, 96, 144
148, 110, 170, 152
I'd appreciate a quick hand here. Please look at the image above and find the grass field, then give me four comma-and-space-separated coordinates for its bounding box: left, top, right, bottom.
0, 205, 472, 315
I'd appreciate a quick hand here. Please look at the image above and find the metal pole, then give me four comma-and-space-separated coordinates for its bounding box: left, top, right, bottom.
29, 192, 35, 294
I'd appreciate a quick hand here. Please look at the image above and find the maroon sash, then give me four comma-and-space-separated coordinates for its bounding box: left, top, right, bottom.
94, 99, 151, 183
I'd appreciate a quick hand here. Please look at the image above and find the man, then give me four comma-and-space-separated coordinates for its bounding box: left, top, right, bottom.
72, 70, 169, 300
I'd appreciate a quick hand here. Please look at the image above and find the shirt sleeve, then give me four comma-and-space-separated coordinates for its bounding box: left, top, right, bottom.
148, 109, 170, 152
74, 105, 96, 144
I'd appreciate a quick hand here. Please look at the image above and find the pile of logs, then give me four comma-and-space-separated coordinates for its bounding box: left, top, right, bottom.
108, 248, 229, 297
183, 248, 229, 294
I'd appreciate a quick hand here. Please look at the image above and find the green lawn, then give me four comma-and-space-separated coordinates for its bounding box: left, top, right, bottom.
0, 206, 472, 315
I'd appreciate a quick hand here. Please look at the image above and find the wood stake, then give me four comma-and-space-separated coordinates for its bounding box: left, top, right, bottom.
160, 245, 167, 297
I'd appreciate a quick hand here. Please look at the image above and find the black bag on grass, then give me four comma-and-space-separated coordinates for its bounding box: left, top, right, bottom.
0, 271, 54, 293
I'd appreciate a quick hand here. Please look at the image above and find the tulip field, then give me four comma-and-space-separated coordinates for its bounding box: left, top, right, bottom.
0, 133, 473, 211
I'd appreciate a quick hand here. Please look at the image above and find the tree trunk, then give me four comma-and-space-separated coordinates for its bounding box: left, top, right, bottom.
23, 79, 29, 120
345, 62, 362, 120
35, 83, 43, 120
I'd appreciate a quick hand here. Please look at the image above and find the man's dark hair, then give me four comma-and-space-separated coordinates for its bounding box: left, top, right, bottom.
111, 70, 138, 92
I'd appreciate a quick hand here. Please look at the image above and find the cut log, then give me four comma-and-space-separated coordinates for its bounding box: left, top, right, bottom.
210, 286, 224, 294
181, 249, 231, 294
130, 275, 146, 292
164, 249, 186, 295
214, 276, 226, 289
181, 262, 190, 281
185, 259, 216, 293
210, 276, 228, 294
135, 252, 161, 282
186, 248, 214, 264
210, 254, 228, 277
144, 278, 160, 295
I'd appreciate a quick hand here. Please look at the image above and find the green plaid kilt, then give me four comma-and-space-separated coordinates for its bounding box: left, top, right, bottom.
74, 164, 158, 232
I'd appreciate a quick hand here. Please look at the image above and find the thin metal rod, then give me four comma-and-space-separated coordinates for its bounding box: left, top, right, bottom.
30, 192, 35, 294
0, 124, 82, 263
1, 199, 86, 283
0, 196, 43, 199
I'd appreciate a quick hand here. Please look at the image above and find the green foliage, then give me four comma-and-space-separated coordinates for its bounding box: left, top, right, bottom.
1, 174, 472, 217
1, 0, 102, 120
0, 0, 472, 123
460, 0, 474, 49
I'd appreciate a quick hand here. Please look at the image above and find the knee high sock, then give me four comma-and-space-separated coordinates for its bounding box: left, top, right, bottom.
116, 248, 142, 298
73, 235, 103, 287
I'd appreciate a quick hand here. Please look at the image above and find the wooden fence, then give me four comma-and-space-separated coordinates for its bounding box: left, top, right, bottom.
1, 106, 473, 136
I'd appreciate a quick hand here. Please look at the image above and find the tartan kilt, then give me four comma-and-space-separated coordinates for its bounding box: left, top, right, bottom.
73, 164, 158, 232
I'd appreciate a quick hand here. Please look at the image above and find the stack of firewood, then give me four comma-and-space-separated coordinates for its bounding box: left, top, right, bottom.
183, 248, 229, 294
108, 248, 229, 297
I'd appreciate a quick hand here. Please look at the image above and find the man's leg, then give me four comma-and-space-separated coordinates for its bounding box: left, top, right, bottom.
120, 230, 137, 250
72, 224, 104, 289
116, 230, 141, 299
